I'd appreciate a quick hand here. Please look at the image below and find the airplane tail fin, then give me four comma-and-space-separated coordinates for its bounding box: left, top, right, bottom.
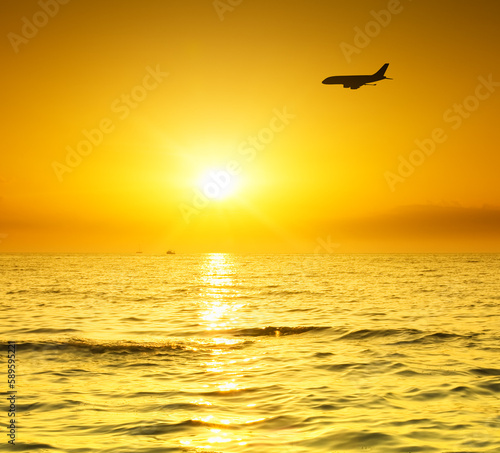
374, 63, 389, 77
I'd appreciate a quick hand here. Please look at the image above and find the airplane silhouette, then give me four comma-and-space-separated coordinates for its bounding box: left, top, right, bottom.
322, 63, 392, 89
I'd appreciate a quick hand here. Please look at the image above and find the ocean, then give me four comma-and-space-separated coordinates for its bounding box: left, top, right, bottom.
1, 253, 499, 452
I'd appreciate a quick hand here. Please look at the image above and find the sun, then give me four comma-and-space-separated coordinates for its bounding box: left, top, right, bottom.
197, 168, 240, 201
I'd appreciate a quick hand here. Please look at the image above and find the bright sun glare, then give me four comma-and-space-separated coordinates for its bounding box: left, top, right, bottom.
197, 169, 240, 201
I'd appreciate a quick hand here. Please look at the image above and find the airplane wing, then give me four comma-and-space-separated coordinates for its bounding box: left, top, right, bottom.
344, 82, 363, 90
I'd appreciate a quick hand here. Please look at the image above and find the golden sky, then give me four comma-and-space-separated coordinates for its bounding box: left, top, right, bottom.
1, 0, 500, 253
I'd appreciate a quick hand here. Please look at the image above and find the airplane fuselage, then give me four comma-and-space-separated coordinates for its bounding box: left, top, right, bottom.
322, 64, 391, 89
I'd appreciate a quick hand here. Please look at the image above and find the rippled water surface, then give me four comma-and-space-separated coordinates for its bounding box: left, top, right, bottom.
1, 253, 499, 452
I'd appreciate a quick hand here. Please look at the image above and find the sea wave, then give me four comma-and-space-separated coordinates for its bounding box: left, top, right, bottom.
230, 326, 331, 336
336, 328, 479, 345
7, 337, 252, 355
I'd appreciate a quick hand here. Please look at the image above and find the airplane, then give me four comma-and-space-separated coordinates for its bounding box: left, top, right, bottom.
322, 63, 392, 89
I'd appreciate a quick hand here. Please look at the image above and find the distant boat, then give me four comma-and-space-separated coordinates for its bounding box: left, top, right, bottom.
166, 250, 175, 255
136, 251, 143, 254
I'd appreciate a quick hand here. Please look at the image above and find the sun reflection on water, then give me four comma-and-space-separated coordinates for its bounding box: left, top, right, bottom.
177, 254, 261, 450
199, 253, 243, 332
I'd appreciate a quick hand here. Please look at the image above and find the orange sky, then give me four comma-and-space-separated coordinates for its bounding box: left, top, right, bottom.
1, 0, 500, 253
